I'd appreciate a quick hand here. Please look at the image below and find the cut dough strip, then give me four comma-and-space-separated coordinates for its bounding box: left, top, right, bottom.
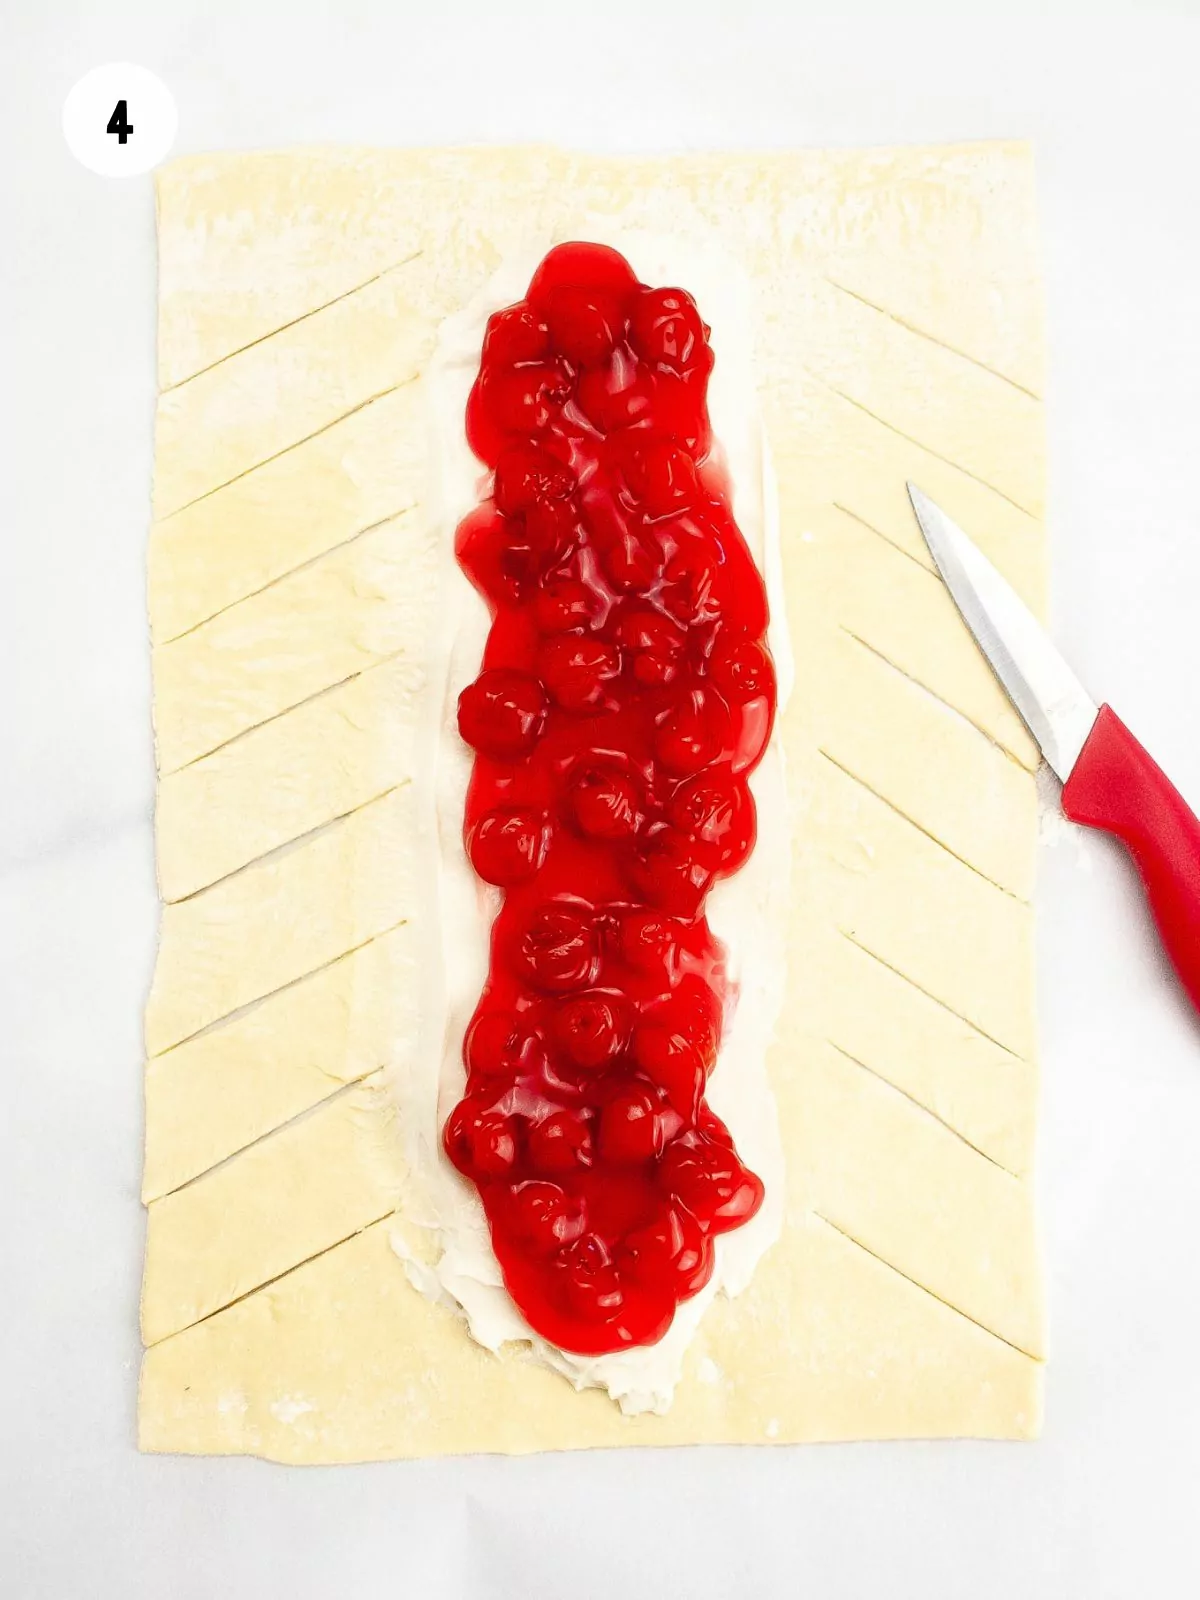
156, 658, 425, 901
804, 748, 1035, 1058
149, 380, 426, 644
796, 1040, 1042, 1356
814, 627, 1035, 899
820, 931, 1036, 1177
152, 511, 433, 774
801, 275, 1043, 518
822, 276, 1041, 401
159, 251, 426, 394
153, 261, 431, 519
142, 1075, 404, 1345
145, 787, 418, 1055
143, 925, 417, 1201
824, 505, 1039, 768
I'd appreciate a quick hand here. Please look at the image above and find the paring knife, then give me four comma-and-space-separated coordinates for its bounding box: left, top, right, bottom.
906, 483, 1200, 1014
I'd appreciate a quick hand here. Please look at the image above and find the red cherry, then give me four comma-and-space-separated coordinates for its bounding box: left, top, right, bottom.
659, 1138, 764, 1233
522, 495, 579, 562
554, 992, 628, 1068
668, 769, 754, 871
729, 697, 773, 776
527, 1108, 593, 1174
527, 242, 639, 311
556, 1232, 625, 1320
494, 444, 575, 515
518, 904, 600, 992
538, 634, 621, 713
443, 1099, 519, 1180
576, 358, 656, 434
620, 1205, 686, 1282
544, 286, 624, 367
651, 371, 711, 456
605, 528, 662, 591
632, 1023, 706, 1119
615, 607, 685, 654
467, 806, 549, 885
482, 362, 570, 436
629, 287, 708, 376
621, 1204, 711, 1295
584, 497, 664, 591
463, 1009, 528, 1082
505, 1180, 582, 1254
615, 607, 686, 688
709, 635, 773, 702
654, 691, 728, 775
483, 303, 550, 365
455, 504, 535, 607
619, 435, 699, 516
535, 575, 601, 633
698, 1106, 735, 1148
567, 763, 641, 839
652, 976, 722, 1063
661, 543, 721, 624
631, 829, 714, 918
715, 544, 770, 635
598, 1085, 665, 1164
457, 669, 546, 759
617, 909, 683, 977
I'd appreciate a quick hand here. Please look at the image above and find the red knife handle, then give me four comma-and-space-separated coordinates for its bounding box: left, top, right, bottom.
1062, 704, 1200, 1013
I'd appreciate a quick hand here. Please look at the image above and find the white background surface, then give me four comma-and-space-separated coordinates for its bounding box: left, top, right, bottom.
3, 1, 1200, 1594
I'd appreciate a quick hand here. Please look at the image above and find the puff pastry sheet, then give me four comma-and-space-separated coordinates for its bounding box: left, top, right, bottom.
140, 143, 1046, 1461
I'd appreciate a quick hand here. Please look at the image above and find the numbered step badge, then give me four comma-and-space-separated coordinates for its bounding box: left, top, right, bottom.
63, 63, 178, 177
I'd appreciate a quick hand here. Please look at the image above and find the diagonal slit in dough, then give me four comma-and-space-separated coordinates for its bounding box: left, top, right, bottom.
815, 628, 1036, 896
152, 509, 435, 774
150, 1077, 371, 1202
817, 748, 1030, 904
797, 1041, 1042, 1355
156, 657, 426, 901
141, 1075, 404, 1345
823, 277, 1041, 400
163, 782, 406, 906
817, 377, 1037, 519
159, 250, 426, 394
826, 1040, 1021, 1178
821, 930, 1036, 1176
839, 625, 1037, 775
832, 499, 935, 574
839, 929, 1027, 1063
802, 276, 1042, 517
146, 788, 418, 1054
819, 759, 1034, 1057
147, 1208, 400, 1348
143, 924, 417, 1200
153, 264, 432, 517
157, 379, 416, 522
158, 508, 418, 649
813, 499, 1040, 766
149, 381, 428, 643
813, 1213, 1042, 1362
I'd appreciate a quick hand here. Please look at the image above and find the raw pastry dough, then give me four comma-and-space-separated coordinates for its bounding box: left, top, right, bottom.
140, 143, 1045, 1460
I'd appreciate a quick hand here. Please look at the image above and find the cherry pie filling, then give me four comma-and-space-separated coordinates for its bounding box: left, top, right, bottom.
445, 242, 778, 1354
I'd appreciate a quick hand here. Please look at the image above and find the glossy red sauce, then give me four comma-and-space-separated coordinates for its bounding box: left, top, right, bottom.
445, 242, 777, 1354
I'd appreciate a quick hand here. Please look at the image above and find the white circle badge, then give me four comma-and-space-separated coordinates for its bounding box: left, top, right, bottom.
62, 63, 178, 177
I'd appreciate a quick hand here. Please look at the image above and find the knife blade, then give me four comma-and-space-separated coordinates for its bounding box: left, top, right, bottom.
906, 484, 1097, 782
906, 482, 1200, 1016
